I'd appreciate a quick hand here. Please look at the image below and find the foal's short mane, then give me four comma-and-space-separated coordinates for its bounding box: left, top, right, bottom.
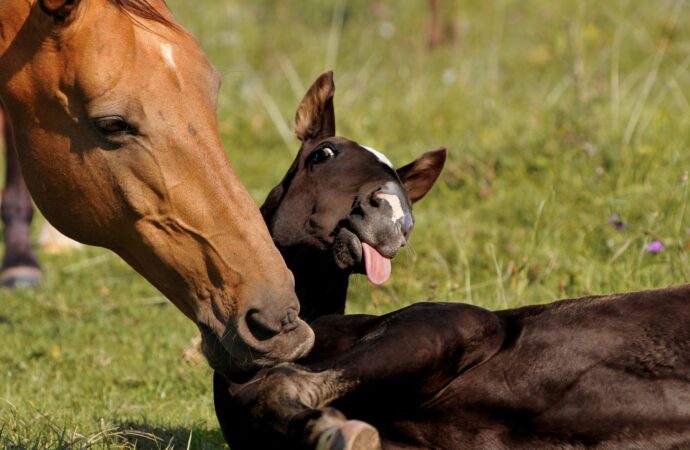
109, 0, 177, 29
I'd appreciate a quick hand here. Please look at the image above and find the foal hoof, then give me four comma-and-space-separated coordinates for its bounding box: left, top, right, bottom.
316, 420, 382, 450
0, 266, 41, 288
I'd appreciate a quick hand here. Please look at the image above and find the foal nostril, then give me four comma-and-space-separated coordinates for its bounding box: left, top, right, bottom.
367, 190, 381, 208
400, 214, 414, 239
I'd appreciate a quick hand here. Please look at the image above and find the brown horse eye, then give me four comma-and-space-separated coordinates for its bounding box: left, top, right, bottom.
94, 116, 135, 136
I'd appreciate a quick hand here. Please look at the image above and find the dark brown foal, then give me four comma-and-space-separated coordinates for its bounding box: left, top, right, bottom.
214, 73, 690, 450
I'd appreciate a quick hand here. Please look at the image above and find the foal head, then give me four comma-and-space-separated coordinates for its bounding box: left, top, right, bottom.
0, 0, 312, 379
262, 72, 446, 319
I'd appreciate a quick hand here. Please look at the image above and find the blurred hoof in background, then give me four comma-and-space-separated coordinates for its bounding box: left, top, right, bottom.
0, 265, 41, 288
39, 222, 83, 254
317, 420, 382, 450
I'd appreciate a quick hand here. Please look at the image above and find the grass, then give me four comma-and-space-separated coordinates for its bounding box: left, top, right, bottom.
1, 0, 689, 447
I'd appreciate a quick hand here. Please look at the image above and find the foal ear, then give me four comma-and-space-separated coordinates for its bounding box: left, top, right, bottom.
295, 71, 336, 144
39, 0, 81, 23
396, 147, 447, 203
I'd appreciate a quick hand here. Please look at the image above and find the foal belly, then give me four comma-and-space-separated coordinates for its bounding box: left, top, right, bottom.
380, 351, 690, 449
371, 384, 690, 449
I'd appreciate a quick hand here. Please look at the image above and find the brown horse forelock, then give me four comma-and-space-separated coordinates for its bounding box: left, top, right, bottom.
0, 0, 313, 379
109, 0, 174, 26
39, 0, 174, 26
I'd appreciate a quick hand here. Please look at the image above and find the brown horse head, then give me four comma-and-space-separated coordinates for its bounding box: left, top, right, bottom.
0, 0, 313, 380
261, 72, 446, 318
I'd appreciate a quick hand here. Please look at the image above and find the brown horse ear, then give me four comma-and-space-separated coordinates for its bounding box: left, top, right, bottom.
39, 0, 81, 23
295, 71, 336, 144
396, 147, 447, 203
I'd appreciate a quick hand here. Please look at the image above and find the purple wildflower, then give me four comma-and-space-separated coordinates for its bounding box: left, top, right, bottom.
645, 240, 664, 254
608, 213, 625, 231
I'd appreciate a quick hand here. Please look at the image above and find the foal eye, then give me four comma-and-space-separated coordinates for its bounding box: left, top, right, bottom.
309, 146, 336, 165
94, 116, 136, 136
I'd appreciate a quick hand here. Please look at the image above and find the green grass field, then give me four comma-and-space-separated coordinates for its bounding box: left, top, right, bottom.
2, 0, 689, 448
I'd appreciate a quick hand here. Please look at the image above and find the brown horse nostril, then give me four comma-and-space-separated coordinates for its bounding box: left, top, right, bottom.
245, 309, 282, 341
246, 307, 301, 341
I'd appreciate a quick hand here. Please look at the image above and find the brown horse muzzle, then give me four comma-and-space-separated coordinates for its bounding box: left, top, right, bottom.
200, 295, 315, 382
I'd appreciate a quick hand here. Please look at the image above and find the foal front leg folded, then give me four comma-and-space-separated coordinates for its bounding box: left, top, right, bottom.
252, 303, 503, 449
253, 363, 381, 450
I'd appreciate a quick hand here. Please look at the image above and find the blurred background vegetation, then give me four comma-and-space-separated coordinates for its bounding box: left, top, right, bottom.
1, 0, 689, 448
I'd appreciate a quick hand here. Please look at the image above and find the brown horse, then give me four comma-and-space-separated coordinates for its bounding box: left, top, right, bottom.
0, 0, 313, 380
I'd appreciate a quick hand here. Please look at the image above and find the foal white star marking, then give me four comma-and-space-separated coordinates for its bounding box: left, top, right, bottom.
360, 147, 404, 222
362, 145, 394, 168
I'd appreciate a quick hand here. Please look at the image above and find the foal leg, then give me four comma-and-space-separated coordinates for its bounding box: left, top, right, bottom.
251, 364, 381, 450
0, 110, 41, 287
214, 315, 395, 449
245, 303, 503, 449
214, 368, 379, 450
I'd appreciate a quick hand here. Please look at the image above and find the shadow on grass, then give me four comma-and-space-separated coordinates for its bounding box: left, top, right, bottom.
111, 422, 227, 450
0, 423, 227, 450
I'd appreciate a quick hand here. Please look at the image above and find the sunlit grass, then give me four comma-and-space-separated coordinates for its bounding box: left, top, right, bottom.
2, 0, 689, 447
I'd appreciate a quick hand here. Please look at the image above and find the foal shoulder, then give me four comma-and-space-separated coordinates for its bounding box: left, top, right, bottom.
316, 303, 505, 391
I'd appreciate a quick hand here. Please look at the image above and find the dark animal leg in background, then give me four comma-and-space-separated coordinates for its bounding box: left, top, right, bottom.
426, 0, 441, 48
426, 0, 459, 49
0, 109, 41, 288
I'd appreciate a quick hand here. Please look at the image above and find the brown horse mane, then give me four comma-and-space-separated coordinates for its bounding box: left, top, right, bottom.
108, 0, 178, 30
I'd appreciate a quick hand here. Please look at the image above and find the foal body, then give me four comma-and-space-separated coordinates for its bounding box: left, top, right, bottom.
220, 288, 690, 449
214, 73, 690, 449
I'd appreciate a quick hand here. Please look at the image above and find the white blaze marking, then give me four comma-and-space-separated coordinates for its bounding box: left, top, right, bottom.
376, 193, 405, 223
161, 43, 176, 68
362, 145, 394, 168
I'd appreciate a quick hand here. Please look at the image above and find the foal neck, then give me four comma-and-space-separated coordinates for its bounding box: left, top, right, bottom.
278, 247, 349, 323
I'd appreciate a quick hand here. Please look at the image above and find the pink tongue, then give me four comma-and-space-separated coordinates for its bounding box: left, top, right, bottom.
362, 242, 392, 285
